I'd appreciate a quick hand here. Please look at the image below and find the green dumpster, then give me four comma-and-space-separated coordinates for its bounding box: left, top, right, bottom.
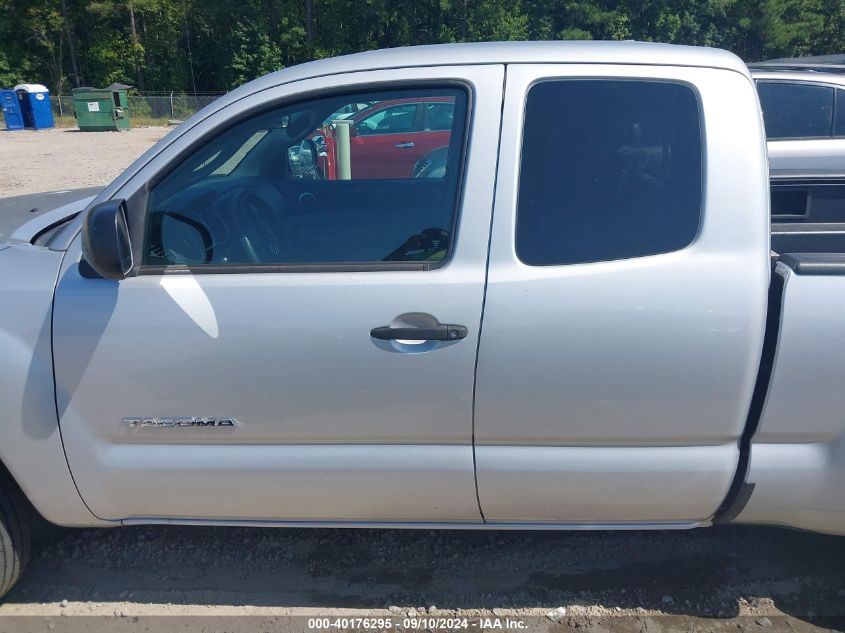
72, 86, 131, 131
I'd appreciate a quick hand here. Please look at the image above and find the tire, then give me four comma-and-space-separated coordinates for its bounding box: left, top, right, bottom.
0, 479, 31, 600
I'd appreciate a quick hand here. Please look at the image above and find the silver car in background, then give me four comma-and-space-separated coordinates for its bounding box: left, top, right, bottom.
750, 55, 845, 251
751, 55, 845, 179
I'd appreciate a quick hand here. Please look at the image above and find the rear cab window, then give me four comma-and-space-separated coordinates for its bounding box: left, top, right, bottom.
516, 79, 703, 266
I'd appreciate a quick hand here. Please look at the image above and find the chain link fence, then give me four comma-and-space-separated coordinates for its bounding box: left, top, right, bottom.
51, 92, 224, 127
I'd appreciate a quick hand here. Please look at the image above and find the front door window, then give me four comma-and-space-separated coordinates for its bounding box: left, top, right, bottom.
144, 87, 467, 268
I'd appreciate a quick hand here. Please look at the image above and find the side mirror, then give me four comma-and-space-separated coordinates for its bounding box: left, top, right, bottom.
287, 140, 318, 178
81, 199, 133, 280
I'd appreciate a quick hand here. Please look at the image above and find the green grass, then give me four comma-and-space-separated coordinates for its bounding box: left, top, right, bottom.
128, 115, 173, 127
54, 115, 78, 128
53, 114, 174, 129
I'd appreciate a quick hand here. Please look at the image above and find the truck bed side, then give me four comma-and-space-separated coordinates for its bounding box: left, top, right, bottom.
735, 256, 845, 534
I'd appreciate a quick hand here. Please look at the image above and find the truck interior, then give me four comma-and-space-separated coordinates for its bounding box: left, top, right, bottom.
144, 87, 468, 268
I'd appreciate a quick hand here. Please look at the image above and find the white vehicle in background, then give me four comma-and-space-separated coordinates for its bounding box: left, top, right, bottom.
750, 55, 845, 251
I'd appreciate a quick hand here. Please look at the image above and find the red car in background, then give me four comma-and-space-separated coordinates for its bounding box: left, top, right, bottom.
317, 96, 455, 179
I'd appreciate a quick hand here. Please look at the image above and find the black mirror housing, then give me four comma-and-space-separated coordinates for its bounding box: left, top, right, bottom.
81, 199, 133, 280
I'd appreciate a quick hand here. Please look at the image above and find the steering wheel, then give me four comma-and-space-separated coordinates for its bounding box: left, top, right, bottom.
157, 211, 214, 264
384, 228, 449, 261
230, 190, 285, 264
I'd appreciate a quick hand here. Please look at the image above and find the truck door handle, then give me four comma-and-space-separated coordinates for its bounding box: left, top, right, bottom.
395, 141, 415, 149
370, 324, 467, 341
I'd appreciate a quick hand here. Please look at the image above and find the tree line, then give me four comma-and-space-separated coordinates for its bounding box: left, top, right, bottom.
1, 0, 844, 95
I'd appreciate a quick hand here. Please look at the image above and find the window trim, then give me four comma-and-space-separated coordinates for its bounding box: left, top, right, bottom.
140, 261, 442, 275
134, 80, 473, 276
514, 76, 706, 268
756, 79, 837, 141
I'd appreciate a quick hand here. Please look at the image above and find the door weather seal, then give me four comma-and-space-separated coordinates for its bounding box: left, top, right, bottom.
714, 269, 785, 524
469, 65, 508, 524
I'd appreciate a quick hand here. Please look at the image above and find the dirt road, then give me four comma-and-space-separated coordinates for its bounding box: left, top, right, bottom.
0, 523, 843, 631
0, 127, 170, 197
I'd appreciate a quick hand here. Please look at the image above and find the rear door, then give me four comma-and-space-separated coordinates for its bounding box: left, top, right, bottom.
52, 65, 503, 523
474, 64, 770, 525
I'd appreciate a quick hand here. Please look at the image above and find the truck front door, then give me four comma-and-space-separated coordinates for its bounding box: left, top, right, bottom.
51, 66, 503, 523
474, 64, 771, 526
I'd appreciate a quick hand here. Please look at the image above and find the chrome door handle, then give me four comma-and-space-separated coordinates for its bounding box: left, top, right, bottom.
370, 324, 467, 341
395, 142, 415, 149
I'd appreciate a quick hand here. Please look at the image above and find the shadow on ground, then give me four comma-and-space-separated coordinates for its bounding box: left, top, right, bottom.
5, 523, 844, 627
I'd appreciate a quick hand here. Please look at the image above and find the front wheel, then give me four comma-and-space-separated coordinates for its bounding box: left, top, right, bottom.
0, 479, 31, 599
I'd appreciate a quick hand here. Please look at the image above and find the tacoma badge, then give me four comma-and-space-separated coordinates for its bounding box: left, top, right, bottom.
123, 417, 238, 428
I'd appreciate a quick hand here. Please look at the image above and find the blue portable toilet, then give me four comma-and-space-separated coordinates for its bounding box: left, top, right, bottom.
1, 90, 24, 130
14, 84, 54, 129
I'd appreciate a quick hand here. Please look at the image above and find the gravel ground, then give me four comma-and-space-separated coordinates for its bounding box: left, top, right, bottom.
0, 523, 843, 631
0, 127, 170, 197
1, 121, 844, 633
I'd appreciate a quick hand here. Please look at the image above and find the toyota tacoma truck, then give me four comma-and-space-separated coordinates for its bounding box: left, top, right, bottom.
1, 41, 843, 598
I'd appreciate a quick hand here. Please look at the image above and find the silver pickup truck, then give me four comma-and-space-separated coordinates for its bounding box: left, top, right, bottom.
1, 41, 843, 598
